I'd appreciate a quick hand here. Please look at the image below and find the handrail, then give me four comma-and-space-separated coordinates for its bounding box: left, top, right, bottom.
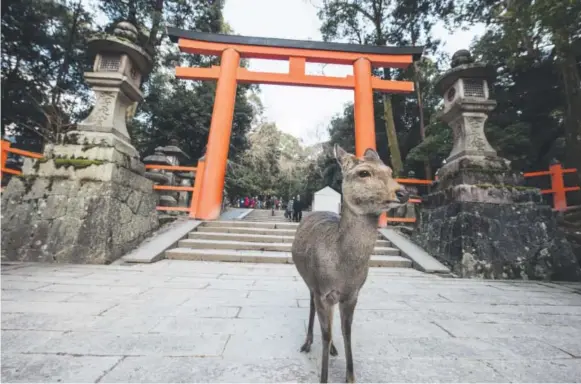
1, 139, 44, 180
147, 159, 205, 216
524, 163, 580, 211
145, 164, 197, 172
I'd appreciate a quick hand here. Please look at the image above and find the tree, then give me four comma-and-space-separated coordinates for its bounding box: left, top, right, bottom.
453, 0, 581, 201
1, 0, 95, 151
317, 0, 451, 176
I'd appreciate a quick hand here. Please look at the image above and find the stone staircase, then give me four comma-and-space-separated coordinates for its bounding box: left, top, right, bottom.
164, 219, 413, 268
242, 208, 289, 222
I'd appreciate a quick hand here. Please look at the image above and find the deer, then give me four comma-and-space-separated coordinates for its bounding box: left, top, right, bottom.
291, 144, 409, 383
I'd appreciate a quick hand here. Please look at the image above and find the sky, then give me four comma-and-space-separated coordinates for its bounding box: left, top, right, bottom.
222, 0, 485, 145
83, 0, 484, 145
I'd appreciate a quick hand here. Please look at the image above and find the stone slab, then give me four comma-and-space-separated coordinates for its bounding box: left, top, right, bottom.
487, 359, 581, 383
2, 260, 581, 383
96, 356, 318, 383
98, 355, 510, 383
218, 208, 253, 220
379, 228, 450, 274
237, 208, 254, 219
1, 301, 116, 316
204, 220, 299, 229
32, 331, 230, 357
122, 219, 202, 263
1, 353, 122, 383
166, 248, 412, 268
1, 330, 64, 353
189, 231, 296, 243
196, 226, 297, 236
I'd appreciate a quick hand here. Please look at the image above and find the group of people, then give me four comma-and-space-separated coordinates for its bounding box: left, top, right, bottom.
235, 196, 282, 210
285, 195, 303, 222
232, 194, 305, 222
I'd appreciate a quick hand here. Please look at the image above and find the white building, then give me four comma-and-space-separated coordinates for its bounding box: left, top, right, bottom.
312, 186, 341, 214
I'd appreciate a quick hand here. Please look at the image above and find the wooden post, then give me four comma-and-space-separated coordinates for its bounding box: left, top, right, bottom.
1, 140, 10, 180
189, 156, 206, 218
196, 48, 240, 220
550, 163, 567, 211
352, 58, 376, 158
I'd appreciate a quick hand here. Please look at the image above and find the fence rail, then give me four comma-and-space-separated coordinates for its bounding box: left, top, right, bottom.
1, 140, 44, 181
524, 163, 580, 211
146, 159, 206, 218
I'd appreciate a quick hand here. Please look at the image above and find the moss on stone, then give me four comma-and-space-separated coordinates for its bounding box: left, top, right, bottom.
54, 158, 104, 169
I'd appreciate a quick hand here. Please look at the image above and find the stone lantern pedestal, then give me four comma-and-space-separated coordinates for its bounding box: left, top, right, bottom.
1, 22, 159, 264
413, 50, 580, 281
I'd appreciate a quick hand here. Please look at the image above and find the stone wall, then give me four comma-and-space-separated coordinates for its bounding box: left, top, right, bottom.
413, 186, 581, 281
1, 161, 158, 264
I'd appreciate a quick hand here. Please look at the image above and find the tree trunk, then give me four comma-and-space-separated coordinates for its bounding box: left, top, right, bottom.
412, 61, 431, 180
149, 0, 164, 46
382, 93, 403, 176
52, 0, 82, 107
557, 45, 581, 205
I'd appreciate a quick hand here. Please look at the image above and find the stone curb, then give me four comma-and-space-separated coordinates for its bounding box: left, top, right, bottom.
378, 228, 451, 274
121, 220, 202, 263
236, 209, 254, 219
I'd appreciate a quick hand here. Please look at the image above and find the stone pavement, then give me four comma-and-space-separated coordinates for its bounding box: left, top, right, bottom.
2, 261, 581, 383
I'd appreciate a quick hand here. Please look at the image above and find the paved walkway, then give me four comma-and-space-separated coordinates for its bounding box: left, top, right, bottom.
2, 261, 581, 383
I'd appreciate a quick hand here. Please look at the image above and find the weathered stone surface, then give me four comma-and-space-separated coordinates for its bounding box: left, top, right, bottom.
414, 196, 581, 281
414, 50, 580, 282
1, 353, 122, 383
1, 163, 159, 264
2, 261, 581, 383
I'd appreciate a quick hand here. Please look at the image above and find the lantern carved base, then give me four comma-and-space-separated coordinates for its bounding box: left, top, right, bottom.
0, 137, 159, 264
413, 184, 581, 281
436, 155, 520, 190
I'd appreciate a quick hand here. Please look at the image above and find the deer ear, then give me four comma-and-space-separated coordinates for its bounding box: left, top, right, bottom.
334, 144, 356, 169
363, 148, 381, 162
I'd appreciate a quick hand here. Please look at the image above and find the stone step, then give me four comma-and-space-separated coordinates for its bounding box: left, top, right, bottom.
243, 218, 290, 222
196, 226, 297, 236
165, 248, 411, 268
206, 220, 299, 229
177, 239, 400, 255
189, 231, 392, 247
245, 211, 286, 216
189, 231, 296, 243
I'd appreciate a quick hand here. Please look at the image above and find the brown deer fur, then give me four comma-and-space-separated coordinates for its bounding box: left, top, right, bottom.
292, 145, 409, 383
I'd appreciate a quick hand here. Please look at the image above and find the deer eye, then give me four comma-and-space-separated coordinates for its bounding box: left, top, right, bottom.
358, 170, 371, 178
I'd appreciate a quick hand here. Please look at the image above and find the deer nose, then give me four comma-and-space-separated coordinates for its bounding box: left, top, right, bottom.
396, 187, 409, 203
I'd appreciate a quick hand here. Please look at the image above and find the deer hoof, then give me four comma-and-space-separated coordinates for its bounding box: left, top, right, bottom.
330, 343, 338, 356
346, 374, 356, 383
300, 342, 311, 353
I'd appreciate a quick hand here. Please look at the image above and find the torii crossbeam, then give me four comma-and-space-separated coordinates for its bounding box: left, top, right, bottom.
167, 27, 423, 220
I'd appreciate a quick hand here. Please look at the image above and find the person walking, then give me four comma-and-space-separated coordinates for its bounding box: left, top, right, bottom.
293, 195, 303, 222
286, 198, 294, 221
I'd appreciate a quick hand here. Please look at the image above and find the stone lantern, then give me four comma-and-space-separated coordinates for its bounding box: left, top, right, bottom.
411, 49, 580, 281
1, 21, 159, 265
433, 50, 516, 188
75, 21, 152, 160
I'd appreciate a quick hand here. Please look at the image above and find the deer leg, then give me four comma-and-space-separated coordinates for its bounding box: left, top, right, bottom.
301, 292, 339, 356
315, 295, 333, 383
300, 292, 315, 353
340, 296, 358, 383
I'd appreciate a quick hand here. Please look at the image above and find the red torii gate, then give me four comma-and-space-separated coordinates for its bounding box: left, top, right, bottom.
167, 28, 423, 220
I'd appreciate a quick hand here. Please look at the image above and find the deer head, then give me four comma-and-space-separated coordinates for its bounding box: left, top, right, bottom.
334, 144, 409, 215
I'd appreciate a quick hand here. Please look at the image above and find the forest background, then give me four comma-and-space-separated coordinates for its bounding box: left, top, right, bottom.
2, 0, 580, 205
